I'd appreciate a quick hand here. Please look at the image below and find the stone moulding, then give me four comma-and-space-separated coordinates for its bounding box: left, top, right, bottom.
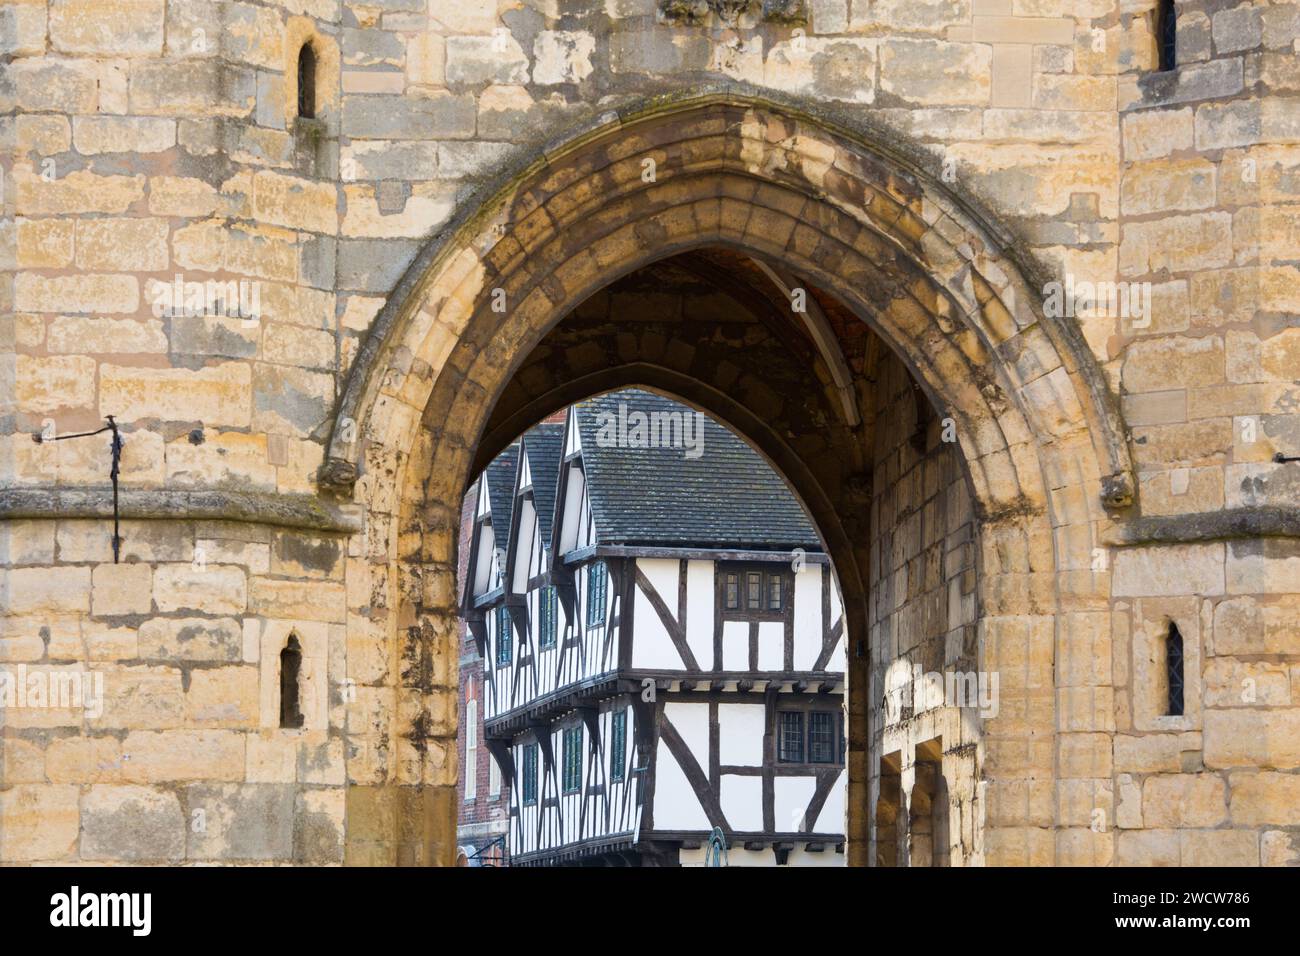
0, 486, 362, 535
1102, 507, 1300, 546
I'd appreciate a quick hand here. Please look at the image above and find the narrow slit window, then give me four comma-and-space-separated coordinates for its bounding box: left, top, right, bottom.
279, 634, 304, 729
522, 743, 538, 805
562, 725, 583, 794
495, 605, 512, 667
724, 572, 739, 610
746, 571, 762, 609
539, 585, 558, 649
1166, 622, 1185, 716
586, 561, 607, 628
1156, 0, 1177, 72
610, 709, 627, 783
297, 43, 317, 118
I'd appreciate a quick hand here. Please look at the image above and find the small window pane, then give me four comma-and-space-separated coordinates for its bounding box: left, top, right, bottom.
809, 712, 836, 763
768, 573, 783, 610
747, 572, 762, 609
777, 711, 804, 763
724, 573, 739, 610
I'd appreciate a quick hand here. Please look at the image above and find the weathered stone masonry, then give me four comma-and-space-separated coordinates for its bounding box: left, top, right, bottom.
1, 0, 1298, 865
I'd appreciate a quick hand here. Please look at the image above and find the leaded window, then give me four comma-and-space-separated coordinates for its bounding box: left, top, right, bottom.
562, 724, 583, 793
495, 606, 512, 666
777, 711, 804, 763
809, 711, 836, 763
586, 561, 607, 628
610, 709, 627, 783
539, 585, 558, 649
522, 743, 538, 805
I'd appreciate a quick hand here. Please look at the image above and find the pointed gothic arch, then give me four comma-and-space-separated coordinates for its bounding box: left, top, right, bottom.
326, 93, 1135, 867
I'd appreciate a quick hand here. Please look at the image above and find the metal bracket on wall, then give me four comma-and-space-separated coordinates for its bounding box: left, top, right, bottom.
33, 416, 125, 562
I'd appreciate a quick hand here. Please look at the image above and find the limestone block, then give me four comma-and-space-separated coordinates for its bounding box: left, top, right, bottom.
119, 729, 245, 782
49, 0, 163, 55
0, 785, 80, 862
186, 666, 260, 728
91, 561, 153, 616
1205, 710, 1300, 769
153, 564, 247, 614
1142, 773, 1227, 827
72, 116, 175, 154
879, 39, 992, 106
100, 363, 253, 427
81, 785, 185, 861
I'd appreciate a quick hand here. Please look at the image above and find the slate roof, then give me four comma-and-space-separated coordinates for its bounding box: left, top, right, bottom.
573, 389, 823, 552
483, 442, 519, 563
521, 422, 565, 548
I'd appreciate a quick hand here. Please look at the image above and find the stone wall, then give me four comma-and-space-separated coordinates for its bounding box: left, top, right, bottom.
866, 349, 981, 867
1, 0, 1298, 864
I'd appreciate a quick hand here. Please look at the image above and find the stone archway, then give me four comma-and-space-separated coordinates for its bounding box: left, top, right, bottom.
325, 94, 1132, 866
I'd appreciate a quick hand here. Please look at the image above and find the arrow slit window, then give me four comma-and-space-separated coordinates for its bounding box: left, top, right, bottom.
1166, 622, 1185, 717
279, 634, 304, 729
297, 42, 317, 118
1156, 0, 1177, 71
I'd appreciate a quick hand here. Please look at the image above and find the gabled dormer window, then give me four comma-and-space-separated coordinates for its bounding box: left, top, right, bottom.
586, 561, 607, 628
539, 585, 558, 648
495, 606, 512, 667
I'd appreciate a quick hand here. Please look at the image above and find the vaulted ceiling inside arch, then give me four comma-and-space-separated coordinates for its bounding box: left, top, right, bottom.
475, 245, 918, 478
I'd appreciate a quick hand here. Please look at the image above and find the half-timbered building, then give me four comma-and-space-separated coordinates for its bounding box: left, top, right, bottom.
462, 390, 846, 866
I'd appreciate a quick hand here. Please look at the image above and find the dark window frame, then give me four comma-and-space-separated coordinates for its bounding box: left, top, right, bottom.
494, 605, 512, 668
775, 705, 844, 766
610, 709, 627, 783
521, 742, 538, 806
562, 724, 583, 794
586, 560, 607, 629
539, 585, 558, 649
718, 562, 792, 618
777, 710, 804, 763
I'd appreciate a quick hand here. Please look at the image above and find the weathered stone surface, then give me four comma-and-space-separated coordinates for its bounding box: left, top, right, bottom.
81, 785, 185, 861
0, 785, 81, 861
186, 784, 295, 860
